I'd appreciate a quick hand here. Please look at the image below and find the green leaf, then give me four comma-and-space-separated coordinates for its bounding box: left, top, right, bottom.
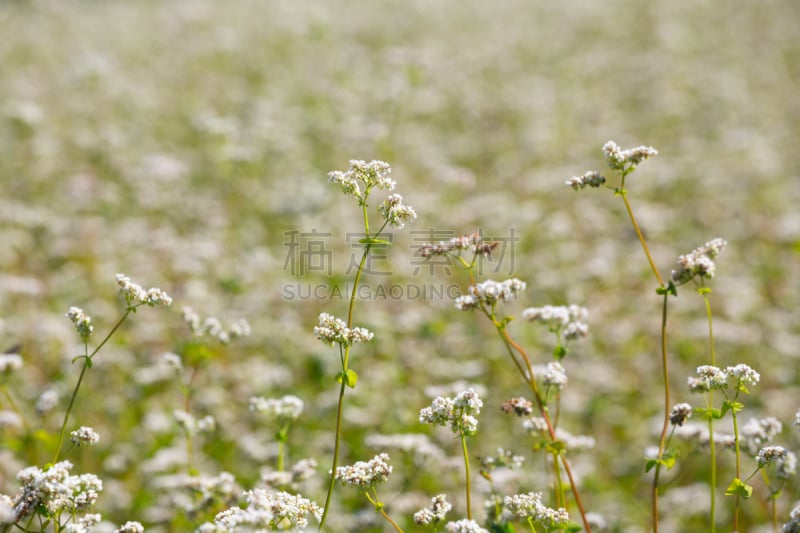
545, 440, 567, 455
645, 458, 659, 473
489, 523, 515, 533
725, 478, 753, 499
358, 237, 392, 246
661, 448, 678, 469
694, 407, 722, 420
553, 345, 568, 360
336, 369, 359, 388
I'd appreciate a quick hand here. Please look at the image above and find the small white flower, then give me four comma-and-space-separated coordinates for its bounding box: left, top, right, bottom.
70, 426, 100, 446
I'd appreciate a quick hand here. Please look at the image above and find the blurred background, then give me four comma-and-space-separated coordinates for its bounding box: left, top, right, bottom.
1, 0, 798, 530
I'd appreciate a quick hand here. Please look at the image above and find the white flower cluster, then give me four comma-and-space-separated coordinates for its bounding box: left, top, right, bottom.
62, 513, 102, 532
328, 159, 395, 201
741, 416, 782, 456
174, 410, 216, 436
540, 361, 568, 390
313, 312, 373, 347
334, 453, 393, 488
522, 304, 589, 340
201, 489, 321, 531
419, 388, 483, 436
413, 493, 452, 525
66, 306, 94, 341
115, 521, 145, 533
602, 140, 658, 172
757, 446, 798, 479
116, 274, 173, 307
784, 504, 800, 533
260, 458, 317, 490
566, 170, 606, 190
0, 353, 23, 373
249, 395, 304, 421
378, 193, 417, 229
688, 364, 760, 393
444, 519, 489, 533
454, 279, 526, 310
671, 238, 728, 284
669, 403, 693, 426
419, 232, 498, 259
154, 471, 238, 514
13, 460, 102, 522
182, 306, 251, 344
70, 426, 100, 446
480, 448, 525, 471
504, 492, 570, 527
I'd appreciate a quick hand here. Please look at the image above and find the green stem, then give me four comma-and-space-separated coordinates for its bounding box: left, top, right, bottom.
494, 323, 592, 532
619, 190, 665, 288
364, 489, 405, 533
460, 431, 472, 520
732, 397, 742, 531
651, 293, 671, 533
319, 244, 372, 530
702, 291, 717, 532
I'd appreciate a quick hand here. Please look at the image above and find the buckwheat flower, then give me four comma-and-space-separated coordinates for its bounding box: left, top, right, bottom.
585, 512, 608, 530
741, 417, 782, 455
414, 494, 452, 525
689, 365, 728, 393
454, 294, 479, 311
0, 353, 22, 374
566, 170, 606, 190
0, 493, 14, 523
541, 361, 568, 390
501, 397, 534, 417
795, 408, 800, 429
228, 318, 251, 340
505, 492, 570, 526
15, 460, 103, 519
669, 403, 693, 426
36, 388, 59, 415
70, 426, 100, 446
0, 410, 22, 429
779, 451, 798, 479
174, 410, 216, 436
182, 306, 202, 332
420, 389, 483, 436
328, 169, 361, 197
671, 238, 728, 284
114, 521, 145, 533
334, 453, 392, 487
784, 504, 800, 533
254, 489, 322, 529
480, 448, 525, 471
313, 312, 373, 347
211, 489, 321, 530
163, 352, 183, 371
328, 160, 396, 201
445, 519, 490, 533
116, 274, 172, 307
115, 274, 147, 305
66, 306, 93, 341
145, 287, 173, 307
757, 445, 789, 468
623, 145, 659, 165
379, 193, 417, 229
726, 363, 760, 389
602, 141, 626, 171
65, 513, 102, 532
249, 395, 304, 421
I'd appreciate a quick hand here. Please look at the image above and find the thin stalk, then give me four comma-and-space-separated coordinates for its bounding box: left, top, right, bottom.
651, 293, 671, 533
702, 291, 717, 532
364, 489, 405, 533
618, 189, 665, 288
732, 402, 742, 531
495, 323, 592, 532
319, 245, 371, 530
461, 432, 473, 520
52, 307, 133, 463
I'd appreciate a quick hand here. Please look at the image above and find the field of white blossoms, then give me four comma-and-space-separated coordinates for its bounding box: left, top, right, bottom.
1, 1, 799, 532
